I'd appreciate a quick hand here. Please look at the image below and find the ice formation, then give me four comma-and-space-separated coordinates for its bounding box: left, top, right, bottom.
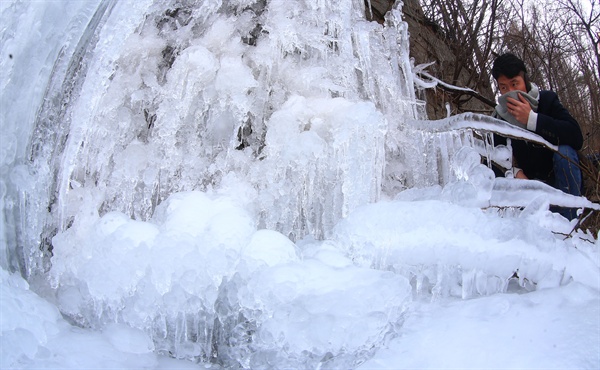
1, 0, 598, 368
3, 0, 425, 278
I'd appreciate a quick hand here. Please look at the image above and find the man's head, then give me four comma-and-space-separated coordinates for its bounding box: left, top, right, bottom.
492, 53, 531, 93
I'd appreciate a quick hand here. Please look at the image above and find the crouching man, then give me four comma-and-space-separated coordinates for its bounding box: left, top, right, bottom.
491, 53, 583, 219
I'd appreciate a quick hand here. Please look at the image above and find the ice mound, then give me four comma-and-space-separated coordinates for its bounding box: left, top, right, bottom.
1, 269, 62, 364
48, 190, 412, 366
237, 245, 411, 368
1, 268, 193, 369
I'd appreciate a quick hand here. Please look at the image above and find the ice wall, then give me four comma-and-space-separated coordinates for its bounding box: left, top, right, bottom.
2, 0, 444, 280
0, 1, 441, 364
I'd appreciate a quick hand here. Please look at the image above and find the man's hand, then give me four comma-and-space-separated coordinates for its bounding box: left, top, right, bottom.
514, 169, 528, 179
506, 93, 532, 125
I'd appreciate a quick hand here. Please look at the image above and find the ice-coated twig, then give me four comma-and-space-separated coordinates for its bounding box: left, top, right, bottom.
413, 66, 496, 107
406, 112, 559, 152
414, 67, 478, 93
490, 178, 600, 211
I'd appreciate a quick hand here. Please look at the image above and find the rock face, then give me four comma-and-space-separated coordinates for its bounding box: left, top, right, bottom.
364, 0, 396, 23
365, 0, 495, 119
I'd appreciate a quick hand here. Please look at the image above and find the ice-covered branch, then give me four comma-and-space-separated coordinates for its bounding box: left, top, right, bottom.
490, 178, 600, 211
413, 66, 496, 107
407, 112, 559, 152
412, 63, 439, 89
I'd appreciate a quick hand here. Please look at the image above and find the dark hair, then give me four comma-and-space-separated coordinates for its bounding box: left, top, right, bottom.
492, 53, 531, 90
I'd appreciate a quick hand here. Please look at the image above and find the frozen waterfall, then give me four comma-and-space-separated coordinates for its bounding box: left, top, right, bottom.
2, 0, 458, 280
1, 0, 599, 369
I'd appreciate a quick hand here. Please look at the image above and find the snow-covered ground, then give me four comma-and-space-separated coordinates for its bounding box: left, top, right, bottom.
3, 192, 599, 368
1, 0, 599, 369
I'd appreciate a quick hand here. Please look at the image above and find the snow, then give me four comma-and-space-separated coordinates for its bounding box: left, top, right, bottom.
366, 283, 600, 369
1, 0, 599, 369
3, 194, 599, 368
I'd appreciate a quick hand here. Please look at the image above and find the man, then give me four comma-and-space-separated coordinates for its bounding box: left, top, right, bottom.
491, 53, 583, 219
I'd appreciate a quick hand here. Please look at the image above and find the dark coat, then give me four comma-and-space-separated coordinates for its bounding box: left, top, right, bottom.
495, 90, 583, 183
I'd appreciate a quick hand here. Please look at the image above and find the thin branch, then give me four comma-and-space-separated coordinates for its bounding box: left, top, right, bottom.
416, 70, 497, 107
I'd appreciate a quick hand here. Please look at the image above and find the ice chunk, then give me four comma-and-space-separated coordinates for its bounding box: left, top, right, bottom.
242, 229, 299, 268
333, 197, 597, 298
491, 144, 512, 170
491, 177, 600, 211
1, 270, 61, 347
0, 267, 193, 368
238, 257, 412, 369
441, 146, 495, 207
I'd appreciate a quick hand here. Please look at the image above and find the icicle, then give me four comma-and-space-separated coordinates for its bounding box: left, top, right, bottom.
366, 0, 373, 20
505, 138, 514, 178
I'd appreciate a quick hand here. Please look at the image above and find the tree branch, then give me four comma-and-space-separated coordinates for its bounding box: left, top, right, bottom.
415, 70, 497, 108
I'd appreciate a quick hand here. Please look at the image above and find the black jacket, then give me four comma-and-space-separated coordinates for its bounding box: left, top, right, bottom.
495, 90, 583, 183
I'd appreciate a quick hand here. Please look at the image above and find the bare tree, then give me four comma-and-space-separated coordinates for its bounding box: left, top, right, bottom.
417, 0, 598, 151
410, 0, 503, 110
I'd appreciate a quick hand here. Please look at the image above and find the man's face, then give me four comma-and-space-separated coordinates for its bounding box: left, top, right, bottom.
497, 74, 527, 94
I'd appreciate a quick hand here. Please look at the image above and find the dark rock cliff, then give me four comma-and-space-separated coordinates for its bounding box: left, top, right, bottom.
365, 0, 495, 119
